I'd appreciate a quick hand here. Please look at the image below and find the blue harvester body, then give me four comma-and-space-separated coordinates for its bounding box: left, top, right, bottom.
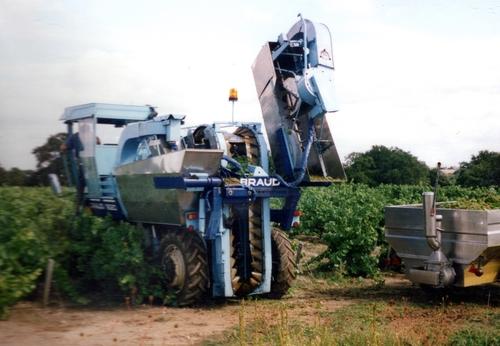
61, 17, 344, 304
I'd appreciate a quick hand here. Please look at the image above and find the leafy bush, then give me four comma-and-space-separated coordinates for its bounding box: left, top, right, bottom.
298, 184, 385, 276
297, 183, 500, 277
344, 145, 430, 186
62, 214, 164, 302
2, 184, 500, 317
455, 150, 500, 187
0, 187, 162, 318
0, 187, 73, 318
437, 186, 500, 209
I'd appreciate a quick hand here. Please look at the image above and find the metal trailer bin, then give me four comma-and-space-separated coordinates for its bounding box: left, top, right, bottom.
385, 199, 500, 287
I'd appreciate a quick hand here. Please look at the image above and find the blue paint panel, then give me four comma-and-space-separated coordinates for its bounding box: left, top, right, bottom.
223, 187, 253, 203
206, 188, 222, 240
276, 128, 295, 178
153, 177, 223, 190
211, 235, 227, 296
184, 178, 222, 188
153, 176, 186, 189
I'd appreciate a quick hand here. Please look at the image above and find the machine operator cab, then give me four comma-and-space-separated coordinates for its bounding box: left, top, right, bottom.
60, 103, 153, 203
60, 102, 220, 221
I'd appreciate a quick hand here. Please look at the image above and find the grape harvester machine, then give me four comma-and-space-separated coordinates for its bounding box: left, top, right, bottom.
61, 16, 345, 304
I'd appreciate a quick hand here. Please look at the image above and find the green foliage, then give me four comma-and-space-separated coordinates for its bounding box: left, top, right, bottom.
62, 214, 164, 301
437, 185, 500, 205
297, 183, 500, 277
448, 327, 500, 346
0, 187, 73, 318
429, 167, 455, 186
297, 183, 431, 276
0, 187, 163, 318
456, 150, 500, 188
0, 166, 34, 186
345, 145, 430, 186
298, 184, 384, 276
2, 183, 500, 317
442, 194, 500, 210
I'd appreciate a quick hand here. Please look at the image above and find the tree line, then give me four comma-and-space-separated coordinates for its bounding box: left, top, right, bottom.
1, 133, 499, 188
0, 133, 67, 186
344, 145, 500, 188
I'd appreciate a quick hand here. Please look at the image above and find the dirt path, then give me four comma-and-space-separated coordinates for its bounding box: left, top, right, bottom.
0, 238, 352, 346
1, 275, 498, 345
0, 294, 352, 346
0, 302, 242, 346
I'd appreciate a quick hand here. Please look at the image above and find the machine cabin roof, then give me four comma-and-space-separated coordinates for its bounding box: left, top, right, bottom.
61, 103, 152, 126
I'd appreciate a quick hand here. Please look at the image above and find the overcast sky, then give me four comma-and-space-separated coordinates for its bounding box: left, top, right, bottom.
1, 0, 499, 170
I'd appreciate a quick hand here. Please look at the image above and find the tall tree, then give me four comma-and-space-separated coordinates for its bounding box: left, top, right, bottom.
0, 164, 6, 184
345, 145, 429, 186
456, 151, 500, 187
31, 132, 67, 185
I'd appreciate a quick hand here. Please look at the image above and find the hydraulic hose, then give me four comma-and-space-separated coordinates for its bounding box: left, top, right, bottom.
281, 118, 315, 187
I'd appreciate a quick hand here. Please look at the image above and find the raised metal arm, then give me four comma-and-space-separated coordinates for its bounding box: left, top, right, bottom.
252, 17, 345, 185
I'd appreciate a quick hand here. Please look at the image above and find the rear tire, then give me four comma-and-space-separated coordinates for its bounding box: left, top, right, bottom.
160, 230, 209, 306
268, 228, 297, 298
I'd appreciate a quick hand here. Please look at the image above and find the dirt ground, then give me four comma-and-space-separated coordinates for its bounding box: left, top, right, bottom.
0, 237, 337, 346
0, 289, 351, 346
0, 277, 354, 346
0, 301, 242, 346
1, 239, 498, 346
1, 275, 499, 346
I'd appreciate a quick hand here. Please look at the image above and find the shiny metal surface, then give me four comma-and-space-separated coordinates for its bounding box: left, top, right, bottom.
408, 269, 440, 286
114, 149, 223, 176
423, 192, 440, 251
251, 18, 345, 182
114, 149, 223, 224
115, 174, 195, 224
385, 205, 500, 286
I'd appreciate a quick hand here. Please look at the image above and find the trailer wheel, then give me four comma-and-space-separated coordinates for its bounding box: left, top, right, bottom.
268, 228, 297, 298
160, 230, 209, 306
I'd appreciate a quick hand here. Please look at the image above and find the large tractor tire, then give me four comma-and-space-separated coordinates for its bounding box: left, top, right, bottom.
268, 228, 297, 298
160, 229, 209, 306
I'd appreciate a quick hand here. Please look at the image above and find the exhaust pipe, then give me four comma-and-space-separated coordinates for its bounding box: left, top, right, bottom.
415, 191, 455, 287
423, 192, 440, 251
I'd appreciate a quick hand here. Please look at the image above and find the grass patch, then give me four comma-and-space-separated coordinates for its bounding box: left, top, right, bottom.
449, 326, 500, 346
204, 275, 500, 346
